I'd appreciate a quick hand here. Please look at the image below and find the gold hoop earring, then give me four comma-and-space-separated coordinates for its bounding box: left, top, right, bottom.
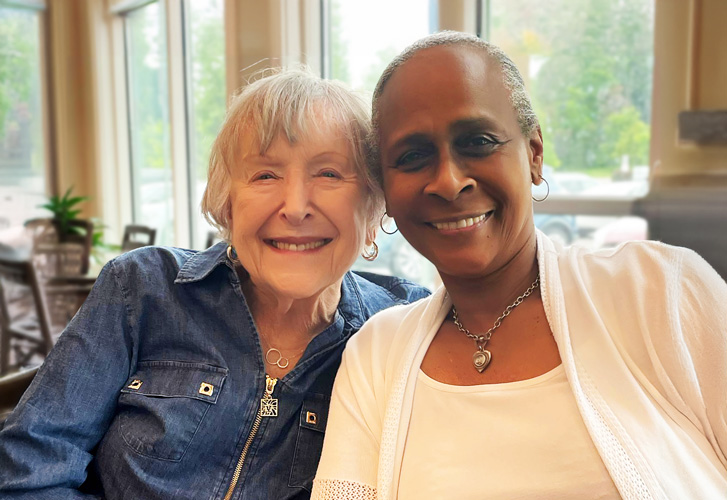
362, 241, 379, 261
532, 175, 549, 202
226, 245, 239, 262
380, 213, 398, 235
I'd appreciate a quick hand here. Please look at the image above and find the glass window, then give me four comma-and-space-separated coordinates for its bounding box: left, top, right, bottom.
327, 0, 436, 93
124, 2, 175, 245
184, 0, 226, 249
0, 6, 47, 230
328, 0, 441, 289
487, 0, 654, 247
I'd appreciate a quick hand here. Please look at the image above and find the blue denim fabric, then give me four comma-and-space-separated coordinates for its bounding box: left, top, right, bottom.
0, 243, 429, 499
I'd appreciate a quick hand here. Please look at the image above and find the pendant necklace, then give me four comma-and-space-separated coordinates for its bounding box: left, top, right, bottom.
451, 276, 540, 373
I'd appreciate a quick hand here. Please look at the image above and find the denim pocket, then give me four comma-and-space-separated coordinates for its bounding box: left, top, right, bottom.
288, 393, 330, 491
117, 360, 228, 461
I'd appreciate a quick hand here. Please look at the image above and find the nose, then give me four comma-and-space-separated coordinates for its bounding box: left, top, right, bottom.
422, 152, 475, 201
279, 175, 312, 224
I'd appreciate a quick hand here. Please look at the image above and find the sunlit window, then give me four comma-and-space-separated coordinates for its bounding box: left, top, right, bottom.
184, 0, 226, 249
488, 0, 654, 247
0, 6, 47, 230
124, 2, 175, 245
327, 0, 440, 289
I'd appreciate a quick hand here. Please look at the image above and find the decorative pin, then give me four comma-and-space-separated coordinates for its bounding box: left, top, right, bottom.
473, 350, 491, 373
261, 398, 278, 417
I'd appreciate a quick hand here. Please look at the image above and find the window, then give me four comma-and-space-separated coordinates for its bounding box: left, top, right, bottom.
0, 3, 48, 230
325, 0, 440, 289
119, 0, 226, 248
124, 2, 174, 245
184, 0, 226, 249
486, 0, 654, 247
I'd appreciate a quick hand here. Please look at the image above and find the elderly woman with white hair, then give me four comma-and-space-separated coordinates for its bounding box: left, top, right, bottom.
0, 69, 428, 499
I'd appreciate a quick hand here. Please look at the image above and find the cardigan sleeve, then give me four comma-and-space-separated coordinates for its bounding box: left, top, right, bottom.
671, 248, 727, 468
312, 324, 384, 499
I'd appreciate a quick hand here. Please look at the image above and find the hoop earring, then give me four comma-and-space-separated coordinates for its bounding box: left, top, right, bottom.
362, 241, 379, 261
226, 245, 239, 262
532, 175, 549, 202
380, 213, 398, 235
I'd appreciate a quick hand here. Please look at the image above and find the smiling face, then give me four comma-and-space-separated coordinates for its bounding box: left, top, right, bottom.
377, 45, 543, 281
229, 119, 372, 301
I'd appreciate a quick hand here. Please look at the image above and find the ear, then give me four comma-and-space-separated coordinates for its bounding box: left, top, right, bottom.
365, 222, 378, 247
528, 127, 544, 185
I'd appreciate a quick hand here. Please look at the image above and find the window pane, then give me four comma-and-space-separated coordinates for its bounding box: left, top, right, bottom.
329, 0, 440, 288
125, 2, 174, 245
328, 0, 436, 92
0, 7, 47, 231
185, 0, 226, 249
489, 0, 655, 247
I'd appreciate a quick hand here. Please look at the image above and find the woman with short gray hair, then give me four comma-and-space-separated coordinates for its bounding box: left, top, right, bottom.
0, 68, 428, 499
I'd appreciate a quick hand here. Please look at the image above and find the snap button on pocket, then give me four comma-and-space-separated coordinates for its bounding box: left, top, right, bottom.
128, 380, 143, 390
199, 382, 214, 396
305, 411, 317, 425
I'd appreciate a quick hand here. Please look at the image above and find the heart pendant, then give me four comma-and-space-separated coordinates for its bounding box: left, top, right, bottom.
472, 350, 492, 373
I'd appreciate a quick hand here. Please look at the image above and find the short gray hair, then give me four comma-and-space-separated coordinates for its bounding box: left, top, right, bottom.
201, 67, 382, 242
369, 31, 539, 180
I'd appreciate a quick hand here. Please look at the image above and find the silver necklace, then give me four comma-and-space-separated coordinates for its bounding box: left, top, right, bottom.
452, 276, 540, 373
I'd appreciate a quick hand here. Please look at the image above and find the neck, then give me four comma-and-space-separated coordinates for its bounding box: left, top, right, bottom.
241, 278, 342, 350
440, 232, 540, 323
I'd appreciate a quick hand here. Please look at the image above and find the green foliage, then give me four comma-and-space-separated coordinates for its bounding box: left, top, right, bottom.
39, 187, 89, 237
329, 0, 350, 83
491, 0, 654, 173
0, 9, 35, 138
599, 106, 649, 166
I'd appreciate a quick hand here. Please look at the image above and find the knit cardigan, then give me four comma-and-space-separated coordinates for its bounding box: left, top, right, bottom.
312, 232, 727, 500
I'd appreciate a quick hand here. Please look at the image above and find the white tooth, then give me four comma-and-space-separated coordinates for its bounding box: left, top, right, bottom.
466, 218, 474, 227
457, 219, 467, 228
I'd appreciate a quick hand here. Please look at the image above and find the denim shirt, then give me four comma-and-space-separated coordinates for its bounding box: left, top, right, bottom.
0, 243, 429, 499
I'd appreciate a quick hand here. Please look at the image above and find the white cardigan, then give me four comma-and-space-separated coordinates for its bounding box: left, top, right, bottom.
313, 233, 727, 500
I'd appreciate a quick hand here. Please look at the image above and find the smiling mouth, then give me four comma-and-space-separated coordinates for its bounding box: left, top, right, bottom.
267, 239, 331, 252
429, 211, 494, 231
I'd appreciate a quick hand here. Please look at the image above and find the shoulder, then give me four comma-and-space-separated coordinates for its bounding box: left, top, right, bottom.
352, 271, 431, 304
97, 246, 200, 294
345, 289, 444, 364
557, 240, 719, 289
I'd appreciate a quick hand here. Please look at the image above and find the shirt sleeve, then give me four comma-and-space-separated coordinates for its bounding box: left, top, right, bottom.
0, 259, 134, 497
312, 328, 384, 499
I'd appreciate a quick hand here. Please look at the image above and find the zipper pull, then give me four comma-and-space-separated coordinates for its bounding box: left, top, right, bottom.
260, 374, 278, 417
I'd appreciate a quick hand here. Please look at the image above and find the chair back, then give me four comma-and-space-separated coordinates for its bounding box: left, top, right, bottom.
0, 256, 54, 375
25, 218, 93, 275
122, 224, 156, 251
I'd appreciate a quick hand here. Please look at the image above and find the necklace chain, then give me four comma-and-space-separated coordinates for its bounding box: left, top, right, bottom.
452, 276, 540, 372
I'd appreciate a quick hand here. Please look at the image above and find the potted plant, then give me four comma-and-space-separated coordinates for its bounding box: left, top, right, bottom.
39, 186, 90, 241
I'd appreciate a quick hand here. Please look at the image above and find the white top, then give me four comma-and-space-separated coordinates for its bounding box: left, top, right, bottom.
313, 232, 727, 500
398, 365, 620, 499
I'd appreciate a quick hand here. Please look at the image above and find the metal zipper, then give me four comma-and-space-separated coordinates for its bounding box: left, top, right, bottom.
222, 375, 278, 500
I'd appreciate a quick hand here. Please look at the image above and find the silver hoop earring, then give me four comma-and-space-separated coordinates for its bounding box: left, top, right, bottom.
532, 176, 549, 202
362, 241, 379, 261
380, 213, 398, 235
226, 245, 239, 262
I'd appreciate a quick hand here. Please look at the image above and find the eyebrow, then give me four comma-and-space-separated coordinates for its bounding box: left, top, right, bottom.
386, 116, 505, 152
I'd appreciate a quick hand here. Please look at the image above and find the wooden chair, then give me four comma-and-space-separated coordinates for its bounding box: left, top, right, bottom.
0, 256, 54, 375
121, 224, 156, 252
0, 365, 38, 429
25, 218, 94, 275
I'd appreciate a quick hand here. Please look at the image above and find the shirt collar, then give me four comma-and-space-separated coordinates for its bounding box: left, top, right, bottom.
174, 242, 370, 331
174, 242, 231, 284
